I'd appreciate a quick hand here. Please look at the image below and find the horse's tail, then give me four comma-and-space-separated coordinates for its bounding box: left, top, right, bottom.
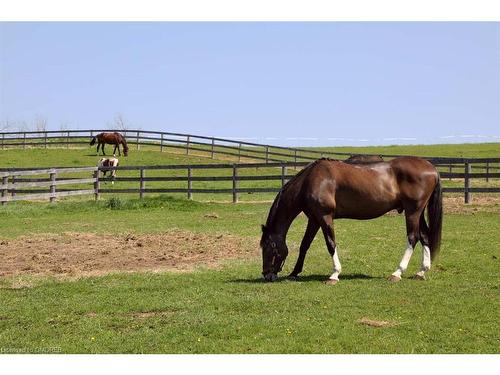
427, 175, 443, 261
90, 136, 97, 146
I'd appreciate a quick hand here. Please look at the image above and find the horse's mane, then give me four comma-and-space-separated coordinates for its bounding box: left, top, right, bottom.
263, 158, 327, 232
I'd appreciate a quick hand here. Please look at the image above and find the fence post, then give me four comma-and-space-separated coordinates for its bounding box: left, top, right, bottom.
49, 171, 56, 203
187, 167, 192, 200
136, 131, 140, 150
464, 162, 471, 204
238, 143, 242, 162
186, 136, 190, 155
23, 132, 26, 150
294, 150, 297, 170
486, 162, 490, 182
11, 176, 16, 198
1, 175, 8, 206
265, 146, 269, 164
1, 133, 4, 149
44, 131, 48, 149
232, 164, 238, 203
93, 170, 100, 201
160, 133, 164, 152
281, 164, 287, 187
140, 168, 145, 199
67, 131, 70, 148
211, 138, 215, 159
448, 164, 452, 181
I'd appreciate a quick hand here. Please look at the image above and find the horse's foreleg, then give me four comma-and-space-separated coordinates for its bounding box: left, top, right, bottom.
289, 218, 319, 279
320, 215, 341, 284
390, 210, 421, 282
102, 144, 106, 155
414, 213, 431, 280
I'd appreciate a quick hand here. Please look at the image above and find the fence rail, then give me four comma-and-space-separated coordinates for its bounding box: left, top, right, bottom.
2, 128, 500, 166
1, 160, 499, 205
1, 129, 499, 204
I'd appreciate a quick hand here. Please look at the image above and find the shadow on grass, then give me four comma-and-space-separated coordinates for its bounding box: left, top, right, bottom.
231, 273, 379, 284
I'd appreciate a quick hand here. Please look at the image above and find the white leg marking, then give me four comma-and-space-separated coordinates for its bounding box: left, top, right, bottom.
392, 240, 414, 278
329, 246, 342, 280
415, 245, 431, 277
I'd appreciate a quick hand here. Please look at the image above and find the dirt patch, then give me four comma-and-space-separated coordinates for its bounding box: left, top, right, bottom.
379, 195, 500, 216
358, 317, 397, 328
442, 195, 500, 214
127, 311, 175, 319
0, 230, 259, 279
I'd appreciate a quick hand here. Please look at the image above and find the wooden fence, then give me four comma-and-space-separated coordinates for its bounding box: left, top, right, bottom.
2, 128, 499, 168
1, 161, 499, 205
0, 129, 347, 163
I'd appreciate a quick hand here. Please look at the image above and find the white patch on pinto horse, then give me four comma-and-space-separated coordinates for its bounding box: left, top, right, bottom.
329, 246, 342, 281
391, 240, 414, 279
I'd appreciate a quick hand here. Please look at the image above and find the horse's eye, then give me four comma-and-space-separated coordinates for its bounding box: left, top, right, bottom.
271, 242, 276, 249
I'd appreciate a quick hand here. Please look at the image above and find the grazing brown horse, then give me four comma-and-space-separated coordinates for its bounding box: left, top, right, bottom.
90, 132, 129, 156
344, 154, 384, 164
261, 157, 442, 284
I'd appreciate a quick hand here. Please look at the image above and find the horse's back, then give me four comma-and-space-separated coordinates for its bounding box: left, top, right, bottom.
301, 160, 396, 218
302, 157, 438, 219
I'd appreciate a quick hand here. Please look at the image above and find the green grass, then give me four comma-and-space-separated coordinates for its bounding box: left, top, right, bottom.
312, 142, 500, 158
0, 196, 499, 354
0, 143, 499, 353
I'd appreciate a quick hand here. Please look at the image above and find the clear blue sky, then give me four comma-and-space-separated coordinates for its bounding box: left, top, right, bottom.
1, 22, 499, 146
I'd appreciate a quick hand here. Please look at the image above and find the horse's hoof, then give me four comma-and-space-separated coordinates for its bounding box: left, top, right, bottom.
324, 279, 339, 285
413, 274, 426, 281
388, 275, 401, 282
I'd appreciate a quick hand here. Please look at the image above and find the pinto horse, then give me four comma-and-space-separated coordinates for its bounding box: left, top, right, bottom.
97, 157, 119, 184
90, 132, 129, 156
261, 157, 442, 284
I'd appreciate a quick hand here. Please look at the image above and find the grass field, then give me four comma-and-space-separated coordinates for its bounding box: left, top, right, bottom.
0, 143, 499, 354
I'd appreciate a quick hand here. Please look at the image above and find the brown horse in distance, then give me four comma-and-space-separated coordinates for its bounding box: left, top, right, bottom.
261, 157, 442, 284
344, 154, 384, 164
90, 132, 129, 156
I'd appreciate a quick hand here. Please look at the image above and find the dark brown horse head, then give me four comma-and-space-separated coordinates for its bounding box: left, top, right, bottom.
114, 132, 129, 156
260, 225, 288, 282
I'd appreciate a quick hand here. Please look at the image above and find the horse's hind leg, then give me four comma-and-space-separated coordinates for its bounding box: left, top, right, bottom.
414, 213, 431, 280
390, 210, 422, 282
319, 215, 341, 285
289, 218, 319, 279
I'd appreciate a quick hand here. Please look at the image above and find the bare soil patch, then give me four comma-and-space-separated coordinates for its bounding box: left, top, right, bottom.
358, 317, 397, 328
442, 195, 500, 214
0, 230, 259, 279
379, 195, 500, 216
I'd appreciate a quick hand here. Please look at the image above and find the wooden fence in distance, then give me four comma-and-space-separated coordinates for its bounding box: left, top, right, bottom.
1, 161, 499, 205
2, 129, 499, 170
